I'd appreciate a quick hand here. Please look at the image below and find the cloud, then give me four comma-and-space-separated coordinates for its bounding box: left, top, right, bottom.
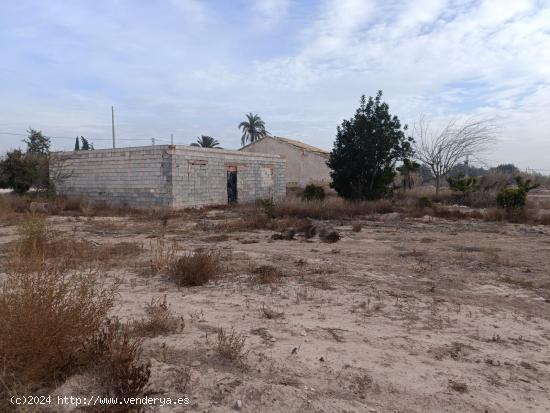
251, 0, 290, 27
0, 0, 549, 170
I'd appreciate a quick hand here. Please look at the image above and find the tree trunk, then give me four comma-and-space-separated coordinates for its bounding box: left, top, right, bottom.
435, 175, 440, 198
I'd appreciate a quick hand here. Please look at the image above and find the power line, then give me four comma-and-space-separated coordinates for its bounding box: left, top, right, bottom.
0, 131, 172, 142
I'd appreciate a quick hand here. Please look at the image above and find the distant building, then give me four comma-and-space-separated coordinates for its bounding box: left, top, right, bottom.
50, 145, 286, 208
240, 136, 331, 187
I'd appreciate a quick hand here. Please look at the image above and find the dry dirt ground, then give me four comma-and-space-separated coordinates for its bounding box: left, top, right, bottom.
1, 210, 550, 413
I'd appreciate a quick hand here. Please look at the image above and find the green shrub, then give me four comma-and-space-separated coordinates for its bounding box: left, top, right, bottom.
260, 198, 274, 218
496, 188, 526, 209
447, 174, 478, 202
418, 196, 432, 208
496, 176, 539, 210
302, 184, 325, 201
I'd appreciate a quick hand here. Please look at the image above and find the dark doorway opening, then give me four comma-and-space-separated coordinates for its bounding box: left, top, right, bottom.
227, 166, 237, 203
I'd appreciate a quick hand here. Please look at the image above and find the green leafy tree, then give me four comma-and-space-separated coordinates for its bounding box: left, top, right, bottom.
190, 135, 221, 148
327, 91, 413, 200
396, 159, 420, 190
0, 129, 52, 194
74, 137, 80, 151
24, 129, 50, 155
0, 149, 35, 194
239, 113, 267, 146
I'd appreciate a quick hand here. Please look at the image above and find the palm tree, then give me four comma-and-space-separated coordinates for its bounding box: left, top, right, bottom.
239, 113, 268, 146
397, 159, 420, 190
190, 135, 221, 148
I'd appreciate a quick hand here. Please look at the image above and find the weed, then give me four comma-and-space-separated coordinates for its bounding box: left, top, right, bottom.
297, 218, 317, 239
448, 379, 469, 393
150, 239, 178, 273
302, 184, 325, 201
0, 265, 115, 383
271, 229, 296, 240
273, 197, 394, 220
295, 285, 314, 303
418, 196, 432, 208
133, 296, 183, 337
260, 198, 275, 218
412, 256, 433, 275
261, 304, 285, 319
168, 251, 222, 286
86, 318, 151, 408
215, 328, 248, 365
251, 265, 284, 284
15, 213, 49, 261
319, 228, 341, 243
351, 222, 362, 232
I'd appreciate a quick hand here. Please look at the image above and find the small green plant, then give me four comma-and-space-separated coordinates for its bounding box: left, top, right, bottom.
418, 196, 432, 208
496, 176, 539, 210
260, 198, 274, 218
302, 184, 325, 201
447, 174, 478, 202
496, 188, 526, 209
515, 176, 539, 193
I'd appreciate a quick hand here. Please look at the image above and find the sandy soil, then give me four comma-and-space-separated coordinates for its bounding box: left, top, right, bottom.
1, 210, 550, 413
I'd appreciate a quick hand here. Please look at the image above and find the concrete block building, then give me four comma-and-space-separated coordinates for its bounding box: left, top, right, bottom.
51, 145, 286, 208
240, 136, 331, 187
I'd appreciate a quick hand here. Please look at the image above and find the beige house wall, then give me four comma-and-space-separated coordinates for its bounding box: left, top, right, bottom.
240, 138, 331, 187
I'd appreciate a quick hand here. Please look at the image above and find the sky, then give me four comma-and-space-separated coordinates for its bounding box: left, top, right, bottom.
0, 0, 549, 171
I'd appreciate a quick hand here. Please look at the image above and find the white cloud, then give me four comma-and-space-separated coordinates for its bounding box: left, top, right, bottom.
251, 0, 290, 27
1, 0, 550, 170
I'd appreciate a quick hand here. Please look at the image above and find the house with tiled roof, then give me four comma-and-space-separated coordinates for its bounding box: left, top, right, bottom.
240, 136, 331, 187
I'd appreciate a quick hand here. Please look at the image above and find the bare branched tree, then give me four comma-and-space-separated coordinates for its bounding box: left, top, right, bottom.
48, 153, 74, 195
412, 117, 497, 196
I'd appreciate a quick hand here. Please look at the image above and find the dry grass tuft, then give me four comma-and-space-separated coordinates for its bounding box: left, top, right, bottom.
351, 222, 362, 232
0, 194, 28, 221
295, 218, 317, 239
150, 238, 178, 273
168, 251, 222, 286
251, 265, 284, 284
133, 296, 184, 337
273, 197, 394, 220
261, 304, 285, 319
86, 318, 151, 406
319, 228, 341, 243
215, 328, 248, 365
0, 264, 115, 383
448, 379, 469, 393
9, 214, 141, 272
15, 213, 50, 261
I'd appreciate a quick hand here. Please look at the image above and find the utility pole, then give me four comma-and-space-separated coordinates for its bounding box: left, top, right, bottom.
151, 137, 156, 146
171, 133, 173, 145
465, 154, 469, 177
111, 106, 116, 148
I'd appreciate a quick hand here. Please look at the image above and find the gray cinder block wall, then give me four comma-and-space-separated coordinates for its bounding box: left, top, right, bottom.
50, 145, 286, 208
